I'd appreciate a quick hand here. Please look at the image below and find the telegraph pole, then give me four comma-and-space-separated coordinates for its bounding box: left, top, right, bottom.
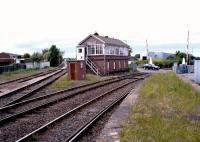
146, 39, 149, 59
186, 30, 190, 65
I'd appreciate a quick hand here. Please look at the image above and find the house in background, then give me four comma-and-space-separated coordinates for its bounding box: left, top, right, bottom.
148, 52, 175, 59
0, 52, 22, 59
0, 52, 50, 70
0, 52, 22, 66
76, 32, 130, 75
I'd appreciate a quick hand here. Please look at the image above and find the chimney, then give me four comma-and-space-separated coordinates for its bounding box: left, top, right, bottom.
94, 32, 99, 36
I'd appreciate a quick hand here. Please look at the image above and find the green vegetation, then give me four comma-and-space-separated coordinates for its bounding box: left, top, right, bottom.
49, 74, 101, 89
23, 53, 31, 58
49, 75, 75, 89
0, 69, 40, 81
31, 52, 44, 63
86, 74, 102, 82
48, 45, 64, 67
135, 58, 175, 68
135, 60, 148, 67
134, 54, 141, 59
153, 58, 175, 68
30, 45, 64, 67
135, 50, 198, 68
120, 72, 200, 142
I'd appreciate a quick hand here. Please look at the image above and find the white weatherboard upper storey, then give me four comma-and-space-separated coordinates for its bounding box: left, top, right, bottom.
194, 60, 200, 83
76, 47, 85, 60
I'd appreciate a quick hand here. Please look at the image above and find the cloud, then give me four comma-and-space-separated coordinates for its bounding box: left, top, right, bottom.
13, 39, 77, 58
0, 0, 200, 58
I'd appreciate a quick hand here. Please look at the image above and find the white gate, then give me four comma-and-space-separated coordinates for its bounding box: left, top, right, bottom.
194, 60, 200, 83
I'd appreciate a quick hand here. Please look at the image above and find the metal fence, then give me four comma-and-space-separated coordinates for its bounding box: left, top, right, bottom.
172, 63, 194, 74
0, 63, 26, 74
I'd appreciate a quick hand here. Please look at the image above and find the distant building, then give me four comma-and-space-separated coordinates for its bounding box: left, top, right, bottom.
76, 32, 130, 75
0, 52, 22, 66
0, 52, 22, 59
148, 52, 174, 59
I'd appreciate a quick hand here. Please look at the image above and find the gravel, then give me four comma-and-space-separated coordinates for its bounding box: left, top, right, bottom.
0, 77, 122, 119
0, 78, 135, 142
27, 82, 135, 142
0, 70, 65, 107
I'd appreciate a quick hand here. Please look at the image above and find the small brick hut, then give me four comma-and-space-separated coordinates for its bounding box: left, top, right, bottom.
67, 60, 86, 80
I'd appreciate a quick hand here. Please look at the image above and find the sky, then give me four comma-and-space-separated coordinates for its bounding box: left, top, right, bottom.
0, 0, 200, 58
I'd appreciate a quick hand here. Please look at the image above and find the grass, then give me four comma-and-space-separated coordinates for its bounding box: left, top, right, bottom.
86, 74, 102, 82
0, 67, 56, 82
120, 72, 200, 142
49, 74, 102, 89
0, 69, 41, 81
49, 75, 75, 89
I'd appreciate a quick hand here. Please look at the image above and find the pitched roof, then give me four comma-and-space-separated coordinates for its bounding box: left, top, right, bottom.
1, 52, 21, 57
79, 33, 130, 48
95, 35, 130, 47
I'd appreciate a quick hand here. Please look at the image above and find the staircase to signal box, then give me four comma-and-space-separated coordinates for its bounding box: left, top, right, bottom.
86, 57, 101, 76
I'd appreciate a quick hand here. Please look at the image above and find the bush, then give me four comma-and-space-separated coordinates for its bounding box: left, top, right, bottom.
135, 59, 177, 68
153, 59, 177, 68
135, 60, 148, 66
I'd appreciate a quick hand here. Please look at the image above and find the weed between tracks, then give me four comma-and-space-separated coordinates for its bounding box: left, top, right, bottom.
0, 69, 40, 81
49, 74, 102, 89
120, 72, 200, 142
0, 67, 56, 82
49, 75, 75, 89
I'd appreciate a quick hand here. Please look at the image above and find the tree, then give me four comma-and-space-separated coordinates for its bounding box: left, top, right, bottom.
23, 53, 31, 58
175, 50, 194, 64
31, 52, 43, 63
134, 54, 140, 59
42, 48, 50, 61
175, 51, 186, 59
128, 48, 132, 56
49, 45, 63, 67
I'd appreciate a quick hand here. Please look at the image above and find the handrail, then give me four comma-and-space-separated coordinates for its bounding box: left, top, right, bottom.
85, 57, 101, 76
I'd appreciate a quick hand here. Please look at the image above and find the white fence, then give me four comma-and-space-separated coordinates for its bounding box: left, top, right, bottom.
25, 61, 50, 69
194, 60, 200, 83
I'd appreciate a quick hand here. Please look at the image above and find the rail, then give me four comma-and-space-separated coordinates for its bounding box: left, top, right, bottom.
0, 73, 148, 124
0, 69, 66, 107
15, 76, 147, 142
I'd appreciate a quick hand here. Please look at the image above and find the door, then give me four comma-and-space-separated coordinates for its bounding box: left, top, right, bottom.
70, 63, 76, 80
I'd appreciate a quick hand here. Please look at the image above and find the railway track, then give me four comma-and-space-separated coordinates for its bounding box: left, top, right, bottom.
0, 73, 149, 142
15, 76, 147, 142
0, 69, 57, 86
0, 69, 66, 107
0, 72, 147, 121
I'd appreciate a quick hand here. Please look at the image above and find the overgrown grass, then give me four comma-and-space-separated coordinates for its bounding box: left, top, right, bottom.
86, 74, 102, 82
49, 74, 101, 89
49, 75, 75, 89
120, 72, 200, 142
0, 67, 56, 82
0, 69, 40, 81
